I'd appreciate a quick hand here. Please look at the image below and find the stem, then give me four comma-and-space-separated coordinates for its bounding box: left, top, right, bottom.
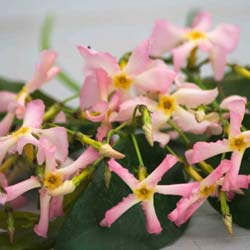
130, 134, 144, 167
165, 145, 184, 163
184, 165, 203, 181
167, 120, 190, 146
61, 93, 80, 104
198, 161, 214, 174
106, 122, 128, 144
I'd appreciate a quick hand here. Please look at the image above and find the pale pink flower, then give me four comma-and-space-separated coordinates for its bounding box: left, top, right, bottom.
168, 160, 248, 226
111, 84, 220, 146
0, 99, 68, 165
186, 98, 250, 191
0, 51, 60, 136
78, 39, 176, 99
100, 155, 198, 234
149, 11, 240, 80
3, 146, 99, 238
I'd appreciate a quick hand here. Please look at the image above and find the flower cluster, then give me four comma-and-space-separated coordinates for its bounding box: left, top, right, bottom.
0, 10, 249, 244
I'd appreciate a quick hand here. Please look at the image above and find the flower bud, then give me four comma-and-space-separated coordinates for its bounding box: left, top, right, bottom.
48, 180, 76, 196
223, 214, 233, 235
194, 110, 205, 123
99, 144, 125, 159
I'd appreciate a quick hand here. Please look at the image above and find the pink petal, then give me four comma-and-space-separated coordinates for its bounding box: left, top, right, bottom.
0, 136, 16, 164
26, 50, 60, 93
58, 147, 99, 177
144, 154, 178, 186
96, 122, 111, 142
191, 11, 212, 31
39, 127, 69, 163
173, 87, 218, 108
208, 24, 240, 52
6, 176, 41, 201
80, 69, 110, 110
168, 195, 206, 226
78, 45, 119, 75
134, 63, 176, 94
220, 95, 247, 109
202, 159, 231, 187
222, 152, 244, 191
85, 101, 108, 122
156, 182, 199, 197
125, 39, 151, 75
16, 134, 39, 155
34, 189, 51, 238
172, 42, 196, 72
141, 199, 162, 234
107, 159, 139, 189
99, 193, 138, 227
0, 91, 16, 112
110, 96, 156, 122
23, 100, 45, 129
149, 20, 184, 56
0, 112, 15, 136
228, 99, 246, 137
54, 111, 66, 123
185, 139, 230, 164
236, 175, 249, 189
49, 196, 64, 220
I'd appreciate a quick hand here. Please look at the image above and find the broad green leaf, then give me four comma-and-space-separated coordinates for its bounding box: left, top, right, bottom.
55, 135, 189, 250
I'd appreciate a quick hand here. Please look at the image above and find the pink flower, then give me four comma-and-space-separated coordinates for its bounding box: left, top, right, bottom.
111, 83, 220, 146
186, 98, 250, 191
0, 50, 60, 136
168, 160, 248, 226
78, 39, 176, 99
100, 155, 198, 234
3, 146, 99, 238
149, 11, 240, 80
0, 99, 68, 165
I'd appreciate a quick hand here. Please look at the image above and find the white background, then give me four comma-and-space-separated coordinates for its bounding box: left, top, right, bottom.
0, 1, 250, 249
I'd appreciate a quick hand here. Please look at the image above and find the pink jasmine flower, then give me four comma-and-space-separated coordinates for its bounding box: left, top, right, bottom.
78, 39, 176, 99
149, 11, 240, 80
111, 84, 220, 146
100, 155, 198, 234
186, 98, 250, 191
0, 51, 60, 136
3, 146, 99, 238
0, 99, 68, 165
168, 160, 248, 226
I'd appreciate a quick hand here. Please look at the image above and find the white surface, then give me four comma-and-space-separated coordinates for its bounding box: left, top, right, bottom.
0, 1, 250, 249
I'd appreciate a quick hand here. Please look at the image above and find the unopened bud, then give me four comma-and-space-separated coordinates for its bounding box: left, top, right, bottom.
104, 165, 112, 189
48, 180, 76, 196
206, 112, 220, 123
223, 214, 233, 235
142, 124, 154, 147
194, 110, 205, 123
99, 144, 125, 159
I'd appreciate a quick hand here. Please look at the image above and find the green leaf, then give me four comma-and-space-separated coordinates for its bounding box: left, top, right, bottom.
55, 135, 188, 250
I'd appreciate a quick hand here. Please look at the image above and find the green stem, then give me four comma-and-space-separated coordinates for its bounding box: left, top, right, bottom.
106, 122, 128, 144
61, 93, 80, 104
130, 134, 144, 167
165, 145, 184, 163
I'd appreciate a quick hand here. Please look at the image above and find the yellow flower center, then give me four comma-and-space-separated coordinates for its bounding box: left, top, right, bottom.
12, 127, 30, 138
200, 185, 216, 197
229, 135, 247, 152
158, 95, 177, 115
134, 185, 154, 201
113, 73, 132, 90
44, 172, 63, 190
186, 30, 207, 41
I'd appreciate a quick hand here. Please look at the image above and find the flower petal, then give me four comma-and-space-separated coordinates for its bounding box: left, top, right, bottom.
6, 176, 41, 201
191, 11, 212, 31
49, 196, 64, 220
141, 199, 162, 234
78, 45, 119, 75
173, 87, 218, 108
144, 154, 178, 186
156, 182, 199, 197
0, 136, 16, 164
99, 193, 138, 227
34, 189, 51, 238
85, 101, 108, 122
107, 159, 139, 190
23, 100, 45, 129
228, 99, 246, 137
172, 42, 196, 72
185, 139, 230, 164
0, 91, 16, 113
220, 95, 247, 109
0, 112, 15, 136
58, 147, 99, 177
149, 20, 184, 56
